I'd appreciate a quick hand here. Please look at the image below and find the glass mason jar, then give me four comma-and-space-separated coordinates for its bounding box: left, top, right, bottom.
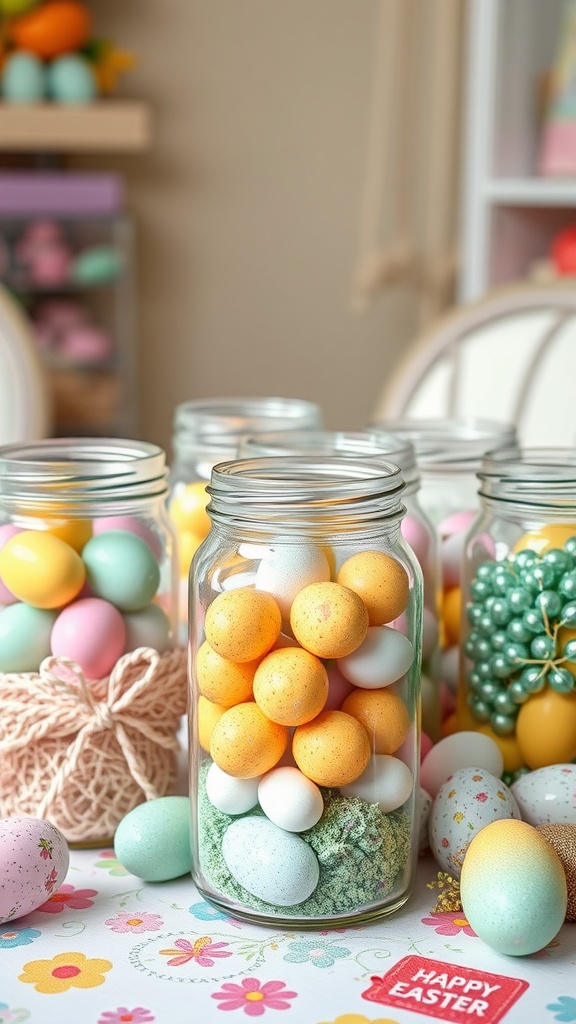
240, 429, 441, 741
189, 455, 423, 927
459, 446, 576, 780
0, 438, 182, 844
370, 417, 517, 732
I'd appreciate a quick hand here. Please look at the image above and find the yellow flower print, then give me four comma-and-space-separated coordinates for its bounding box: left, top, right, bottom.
453, 811, 464, 822
315, 1016, 400, 1024
18, 951, 112, 994
448, 789, 456, 799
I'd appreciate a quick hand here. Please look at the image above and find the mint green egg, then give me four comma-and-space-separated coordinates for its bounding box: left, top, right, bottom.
47, 55, 97, 106
114, 796, 192, 881
0, 603, 57, 672
82, 530, 160, 612
71, 247, 123, 286
2, 52, 46, 104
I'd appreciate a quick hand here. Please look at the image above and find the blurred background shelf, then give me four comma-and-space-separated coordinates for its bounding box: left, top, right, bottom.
0, 101, 151, 153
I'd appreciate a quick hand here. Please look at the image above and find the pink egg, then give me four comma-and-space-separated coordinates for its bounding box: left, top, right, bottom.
324, 662, 355, 710
0, 524, 20, 605
29, 245, 71, 286
51, 597, 126, 678
437, 509, 477, 539
391, 611, 408, 635
59, 325, 113, 363
420, 731, 434, 762
92, 515, 162, 559
0, 817, 69, 924
401, 514, 430, 563
441, 530, 466, 588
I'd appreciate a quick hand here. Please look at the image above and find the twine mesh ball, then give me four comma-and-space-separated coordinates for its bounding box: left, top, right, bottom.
0, 645, 187, 844
537, 824, 576, 921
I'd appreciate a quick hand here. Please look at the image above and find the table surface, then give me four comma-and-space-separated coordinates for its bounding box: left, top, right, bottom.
0, 849, 575, 1024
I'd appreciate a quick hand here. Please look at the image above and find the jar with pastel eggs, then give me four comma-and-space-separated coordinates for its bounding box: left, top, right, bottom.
240, 429, 441, 742
189, 454, 423, 927
0, 438, 186, 846
370, 417, 517, 735
459, 447, 576, 781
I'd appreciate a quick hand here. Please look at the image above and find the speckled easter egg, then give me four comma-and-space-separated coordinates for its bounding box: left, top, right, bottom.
338, 625, 414, 688
0, 817, 69, 923
537, 824, 576, 921
197, 695, 227, 751
460, 819, 567, 955
222, 816, 320, 906
290, 582, 369, 659
336, 550, 410, 625
253, 647, 328, 726
429, 767, 521, 878
196, 640, 259, 706
114, 796, 192, 881
341, 687, 410, 754
511, 764, 576, 826
204, 588, 282, 662
516, 688, 576, 769
292, 709, 370, 787
209, 702, 288, 778
0, 530, 85, 609
82, 530, 160, 612
0, 603, 57, 672
254, 539, 330, 618
420, 730, 504, 798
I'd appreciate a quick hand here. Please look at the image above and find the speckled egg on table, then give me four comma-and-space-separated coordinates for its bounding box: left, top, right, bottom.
511, 763, 576, 826
221, 816, 320, 906
114, 796, 192, 882
0, 817, 69, 923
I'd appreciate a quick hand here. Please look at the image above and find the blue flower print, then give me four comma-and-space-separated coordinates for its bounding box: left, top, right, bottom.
283, 939, 350, 969
0, 926, 41, 948
189, 901, 230, 923
548, 997, 576, 1022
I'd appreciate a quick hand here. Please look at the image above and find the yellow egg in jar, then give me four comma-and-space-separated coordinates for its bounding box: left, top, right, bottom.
516, 687, 576, 769
204, 587, 282, 662
336, 550, 409, 625
178, 529, 205, 577
0, 530, 85, 609
476, 722, 525, 774
292, 709, 371, 787
290, 581, 369, 659
341, 687, 410, 755
197, 695, 228, 751
196, 640, 259, 707
170, 480, 211, 538
210, 702, 289, 778
513, 523, 576, 555
442, 586, 462, 647
17, 516, 93, 553
253, 646, 328, 726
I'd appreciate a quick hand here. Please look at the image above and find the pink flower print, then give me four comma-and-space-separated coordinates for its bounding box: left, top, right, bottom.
159, 936, 233, 968
474, 792, 488, 803
441, 838, 449, 848
211, 978, 297, 1016
98, 1010, 155, 1024
44, 868, 59, 893
421, 912, 476, 936
36, 884, 98, 913
105, 912, 164, 934
38, 837, 53, 860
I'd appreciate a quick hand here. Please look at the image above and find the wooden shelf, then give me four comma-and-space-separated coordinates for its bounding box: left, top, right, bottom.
0, 101, 151, 153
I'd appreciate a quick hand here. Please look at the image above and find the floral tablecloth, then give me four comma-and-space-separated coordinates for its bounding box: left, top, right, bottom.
0, 850, 575, 1024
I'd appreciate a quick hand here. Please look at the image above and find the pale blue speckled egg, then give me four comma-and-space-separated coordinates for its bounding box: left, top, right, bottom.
222, 816, 320, 906
512, 764, 576, 826
114, 796, 192, 881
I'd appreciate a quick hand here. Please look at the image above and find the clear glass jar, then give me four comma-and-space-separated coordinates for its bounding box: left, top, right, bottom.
240, 429, 441, 741
370, 417, 517, 732
189, 455, 422, 927
459, 446, 576, 779
0, 438, 183, 844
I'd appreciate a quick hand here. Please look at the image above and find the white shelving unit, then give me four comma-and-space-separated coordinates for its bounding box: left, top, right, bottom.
460, 0, 574, 300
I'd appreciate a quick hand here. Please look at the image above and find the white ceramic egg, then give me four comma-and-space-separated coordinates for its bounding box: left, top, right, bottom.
420, 730, 504, 798
255, 539, 330, 619
338, 626, 414, 688
258, 766, 323, 832
422, 607, 440, 660
511, 764, 576, 826
206, 762, 260, 815
341, 754, 414, 812
0, 817, 69, 923
222, 816, 320, 906
429, 767, 521, 878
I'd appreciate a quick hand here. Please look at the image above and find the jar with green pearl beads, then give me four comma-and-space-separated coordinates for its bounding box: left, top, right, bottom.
458, 447, 576, 775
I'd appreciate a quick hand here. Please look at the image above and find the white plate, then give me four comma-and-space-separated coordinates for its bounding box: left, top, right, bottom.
0, 283, 50, 444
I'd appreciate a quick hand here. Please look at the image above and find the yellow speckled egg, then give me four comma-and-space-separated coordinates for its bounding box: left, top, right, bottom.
170, 481, 211, 538
253, 647, 328, 726
197, 695, 228, 751
292, 709, 371, 786
516, 688, 576, 769
341, 687, 410, 755
513, 523, 576, 555
477, 723, 525, 773
0, 530, 85, 609
460, 819, 567, 955
337, 550, 409, 625
290, 582, 369, 659
210, 702, 289, 778
205, 587, 282, 662
196, 640, 259, 707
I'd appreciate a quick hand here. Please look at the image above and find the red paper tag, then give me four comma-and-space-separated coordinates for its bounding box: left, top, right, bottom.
362, 955, 529, 1024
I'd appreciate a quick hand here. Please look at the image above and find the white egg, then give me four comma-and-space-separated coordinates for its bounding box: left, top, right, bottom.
338, 626, 414, 688
429, 767, 521, 878
206, 762, 260, 815
255, 539, 330, 618
222, 816, 320, 906
418, 786, 432, 852
420, 730, 504, 798
422, 607, 440, 659
258, 766, 323, 832
123, 603, 171, 653
511, 764, 576, 826
440, 645, 459, 693
341, 754, 414, 812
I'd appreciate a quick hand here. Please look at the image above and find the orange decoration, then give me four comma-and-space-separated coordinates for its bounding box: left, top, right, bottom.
10, 1, 91, 59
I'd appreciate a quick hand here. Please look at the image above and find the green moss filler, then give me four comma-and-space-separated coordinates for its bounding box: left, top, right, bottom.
197, 760, 412, 917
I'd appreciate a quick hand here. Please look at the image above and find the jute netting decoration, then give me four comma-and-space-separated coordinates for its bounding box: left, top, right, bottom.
0, 645, 188, 844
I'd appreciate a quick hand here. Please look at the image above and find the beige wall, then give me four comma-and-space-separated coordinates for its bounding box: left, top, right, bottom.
78, 1, 429, 457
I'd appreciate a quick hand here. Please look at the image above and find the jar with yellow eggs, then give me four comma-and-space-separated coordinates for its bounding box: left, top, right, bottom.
459, 447, 576, 782
0, 438, 185, 846
189, 454, 423, 926
168, 397, 323, 640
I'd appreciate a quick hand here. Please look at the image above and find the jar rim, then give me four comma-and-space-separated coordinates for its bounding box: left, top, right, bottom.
173, 396, 322, 439
370, 416, 516, 472
477, 446, 576, 511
